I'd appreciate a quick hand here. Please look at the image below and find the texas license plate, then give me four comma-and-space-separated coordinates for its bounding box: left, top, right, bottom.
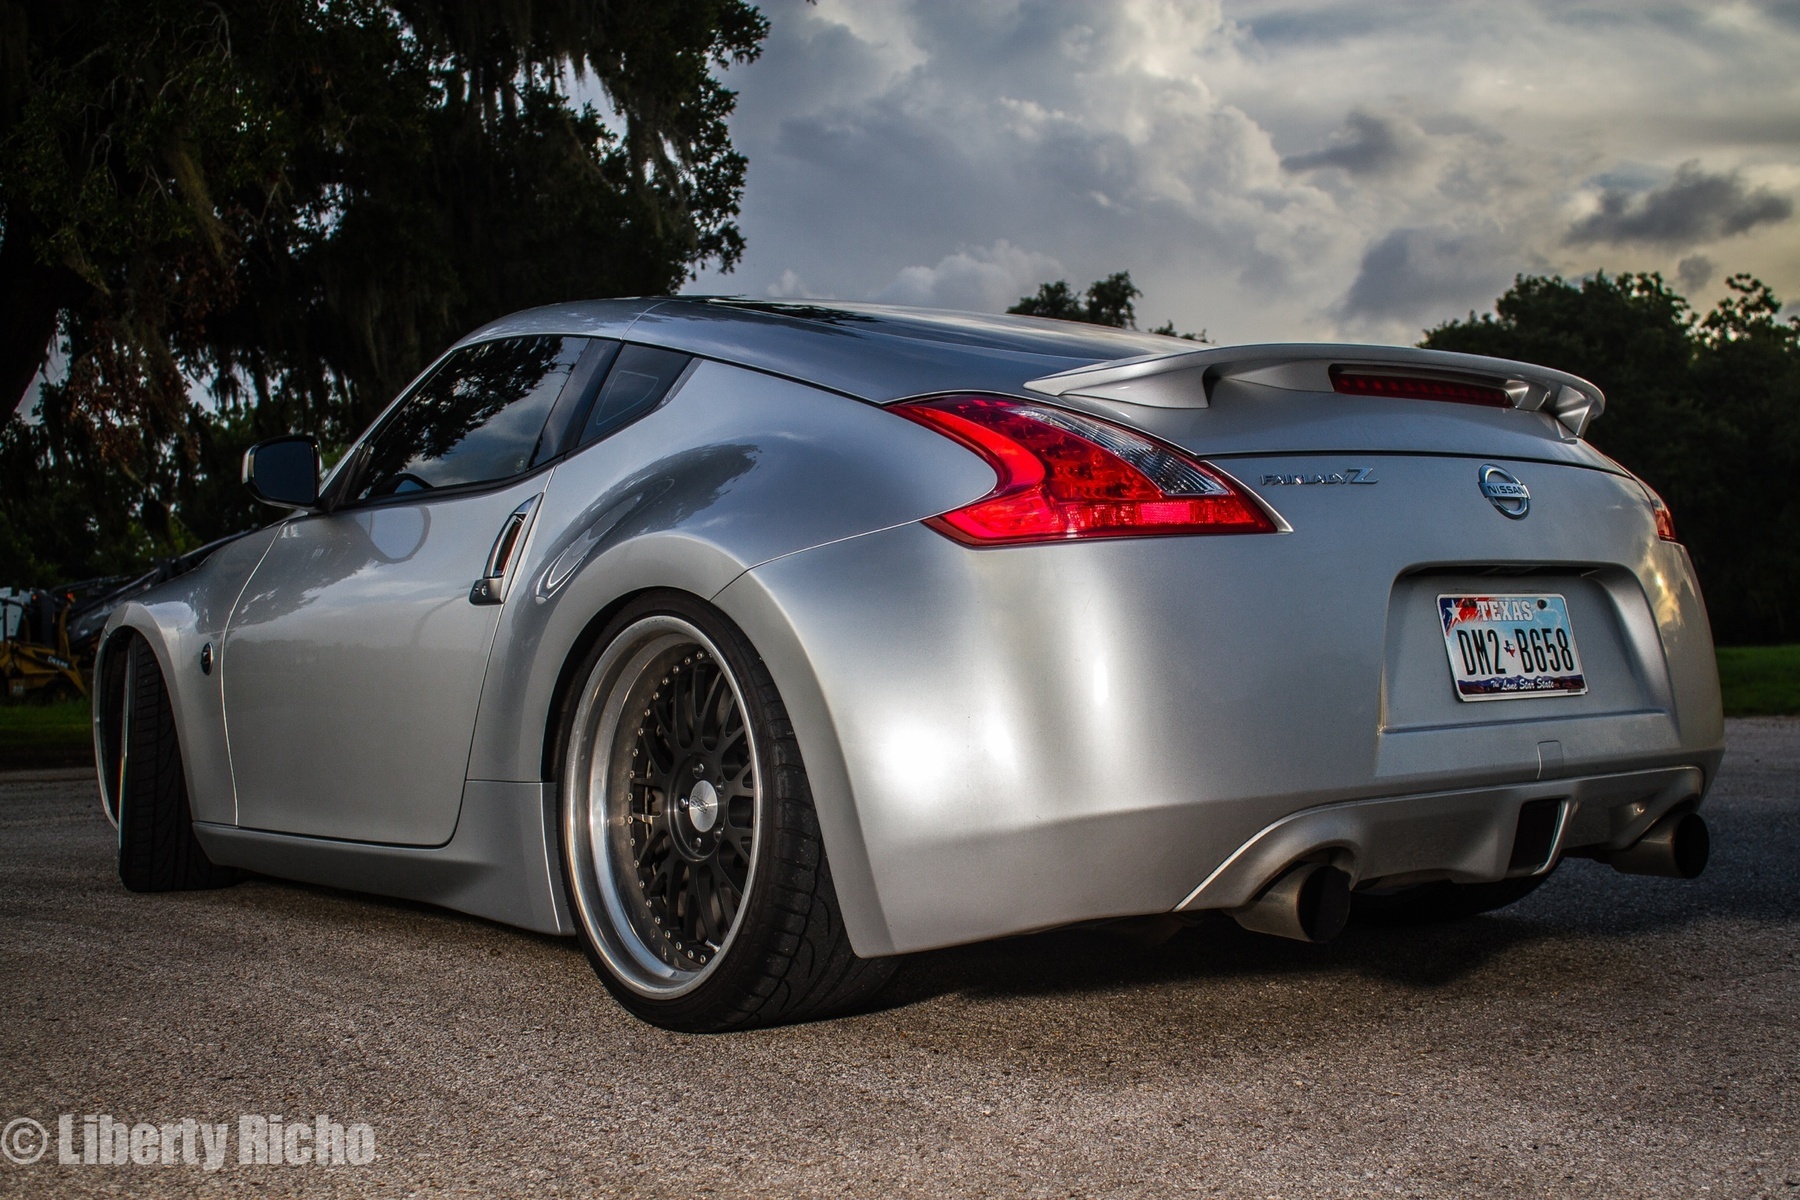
1437, 594, 1587, 701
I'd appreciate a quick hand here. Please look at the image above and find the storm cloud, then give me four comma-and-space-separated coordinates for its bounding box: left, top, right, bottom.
873, 241, 1066, 312
1282, 110, 1419, 177
1567, 162, 1792, 248
689, 1, 1800, 343
1339, 227, 1514, 322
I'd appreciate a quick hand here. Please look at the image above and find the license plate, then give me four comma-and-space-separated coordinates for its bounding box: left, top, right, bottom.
1437, 594, 1587, 701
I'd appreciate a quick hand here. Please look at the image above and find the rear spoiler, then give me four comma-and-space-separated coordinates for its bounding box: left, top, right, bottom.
1023, 343, 1606, 438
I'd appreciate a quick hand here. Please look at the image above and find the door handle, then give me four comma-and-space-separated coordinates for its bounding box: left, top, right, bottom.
470, 496, 541, 605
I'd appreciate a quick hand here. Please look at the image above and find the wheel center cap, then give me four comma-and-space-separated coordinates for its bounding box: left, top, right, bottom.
682, 779, 720, 833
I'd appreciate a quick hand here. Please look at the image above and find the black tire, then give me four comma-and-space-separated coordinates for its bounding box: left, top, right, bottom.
555, 592, 895, 1032
1351, 871, 1549, 926
115, 635, 239, 893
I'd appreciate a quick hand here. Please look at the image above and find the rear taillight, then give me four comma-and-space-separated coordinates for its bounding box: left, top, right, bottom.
892, 395, 1277, 546
1639, 481, 1678, 542
1330, 366, 1511, 408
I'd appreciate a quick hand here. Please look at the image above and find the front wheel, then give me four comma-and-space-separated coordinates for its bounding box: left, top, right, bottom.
113, 634, 239, 892
556, 593, 894, 1031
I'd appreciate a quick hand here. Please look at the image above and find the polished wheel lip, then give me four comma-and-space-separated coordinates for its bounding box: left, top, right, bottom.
562, 615, 762, 1000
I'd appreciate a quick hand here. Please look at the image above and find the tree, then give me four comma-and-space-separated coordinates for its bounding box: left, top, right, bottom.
1008, 270, 1205, 339
1424, 272, 1800, 645
0, 0, 765, 580
1009, 279, 1088, 322
1147, 320, 1207, 342
1010, 271, 1141, 328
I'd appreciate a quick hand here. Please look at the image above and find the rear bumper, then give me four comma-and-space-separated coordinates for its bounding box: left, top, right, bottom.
716, 456, 1725, 956
1178, 764, 1705, 911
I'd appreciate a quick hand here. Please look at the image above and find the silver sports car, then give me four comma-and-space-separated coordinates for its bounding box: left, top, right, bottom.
94, 299, 1724, 1031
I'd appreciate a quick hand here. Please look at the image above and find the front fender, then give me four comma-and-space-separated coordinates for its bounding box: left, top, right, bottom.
92, 527, 278, 827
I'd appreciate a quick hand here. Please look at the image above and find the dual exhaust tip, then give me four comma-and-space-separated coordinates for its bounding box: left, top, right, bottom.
1230, 808, 1709, 945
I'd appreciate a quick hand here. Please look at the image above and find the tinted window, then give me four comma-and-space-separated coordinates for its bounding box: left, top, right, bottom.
578, 344, 692, 447
357, 337, 584, 500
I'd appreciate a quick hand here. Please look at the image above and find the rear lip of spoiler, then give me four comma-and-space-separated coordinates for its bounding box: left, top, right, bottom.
1023, 342, 1606, 439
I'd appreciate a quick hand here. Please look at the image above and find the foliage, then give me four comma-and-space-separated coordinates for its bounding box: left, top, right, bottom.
1424, 272, 1800, 645
1009, 271, 1142, 328
1715, 645, 1800, 716
1009, 270, 1206, 339
0, 0, 765, 583
0, 698, 92, 770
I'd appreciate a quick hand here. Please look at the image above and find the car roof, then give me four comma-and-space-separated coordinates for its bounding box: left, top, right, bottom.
455, 297, 1183, 402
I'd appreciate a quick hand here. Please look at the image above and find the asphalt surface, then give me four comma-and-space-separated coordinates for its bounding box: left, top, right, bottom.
1, 720, 1796, 1199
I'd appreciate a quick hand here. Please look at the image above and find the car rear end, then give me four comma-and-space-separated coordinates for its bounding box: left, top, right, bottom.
724, 343, 1723, 956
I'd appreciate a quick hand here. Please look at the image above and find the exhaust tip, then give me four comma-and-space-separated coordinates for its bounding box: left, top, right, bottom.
1231, 862, 1352, 943
1611, 810, 1709, 879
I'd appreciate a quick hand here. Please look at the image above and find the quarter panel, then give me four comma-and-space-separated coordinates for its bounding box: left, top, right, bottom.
463, 359, 993, 784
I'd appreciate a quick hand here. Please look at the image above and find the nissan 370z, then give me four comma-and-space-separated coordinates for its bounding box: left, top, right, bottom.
93, 300, 1724, 1031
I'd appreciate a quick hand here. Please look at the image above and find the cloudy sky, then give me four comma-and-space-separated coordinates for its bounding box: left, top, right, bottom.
683, 0, 1800, 345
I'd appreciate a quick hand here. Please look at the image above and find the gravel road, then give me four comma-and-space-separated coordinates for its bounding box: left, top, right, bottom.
1, 719, 1796, 1199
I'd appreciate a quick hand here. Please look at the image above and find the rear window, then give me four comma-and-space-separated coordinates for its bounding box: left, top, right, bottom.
578, 344, 692, 448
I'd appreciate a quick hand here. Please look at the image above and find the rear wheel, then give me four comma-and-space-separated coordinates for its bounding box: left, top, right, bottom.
1351, 872, 1550, 926
556, 593, 894, 1031
115, 635, 239, 892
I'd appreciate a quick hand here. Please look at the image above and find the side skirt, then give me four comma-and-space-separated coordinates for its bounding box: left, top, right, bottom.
194, 781, 575, 936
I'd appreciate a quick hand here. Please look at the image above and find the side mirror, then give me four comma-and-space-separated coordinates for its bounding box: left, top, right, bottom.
243, 436, 321, 510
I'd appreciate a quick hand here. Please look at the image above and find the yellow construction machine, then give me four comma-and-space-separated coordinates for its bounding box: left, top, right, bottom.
0, 588, 89, 701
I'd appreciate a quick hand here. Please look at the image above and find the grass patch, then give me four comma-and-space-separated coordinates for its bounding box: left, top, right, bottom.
0, 698, 92, 771
1717, 645, 1800, 717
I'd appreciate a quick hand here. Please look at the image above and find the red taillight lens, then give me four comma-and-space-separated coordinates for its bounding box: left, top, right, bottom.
1330, 366, 1511, 408
892, 395, 1277, 545
1640, 481, 1678, 542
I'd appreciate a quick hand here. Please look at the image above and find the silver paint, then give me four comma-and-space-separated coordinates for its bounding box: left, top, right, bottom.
93, 527, 280, 827
1024, 342, 1606, 437
94, 302, 1725, 955
714, 454, 1721, 954
193, 780, 571, 934
222, 475, 549, 844
460, 358, 994, 786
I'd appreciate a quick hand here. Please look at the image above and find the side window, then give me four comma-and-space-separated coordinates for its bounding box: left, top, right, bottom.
356, 336, 586, 501
577, 344, 692, 448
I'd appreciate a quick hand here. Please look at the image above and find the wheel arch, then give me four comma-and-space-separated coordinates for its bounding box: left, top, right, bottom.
92, 621, 142, 826
92, 610, 184, 828
709, 567, 896, 957
468, 527, 752, 786
537, 585, 669, 782
512, 563, 897, 958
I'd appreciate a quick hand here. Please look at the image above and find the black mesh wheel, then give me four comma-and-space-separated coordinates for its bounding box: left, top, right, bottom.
556, 593, 894, 1031
113, 634, 239, 893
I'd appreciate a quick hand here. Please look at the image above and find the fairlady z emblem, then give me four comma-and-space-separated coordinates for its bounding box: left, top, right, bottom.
1260, 468, 1377, 486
